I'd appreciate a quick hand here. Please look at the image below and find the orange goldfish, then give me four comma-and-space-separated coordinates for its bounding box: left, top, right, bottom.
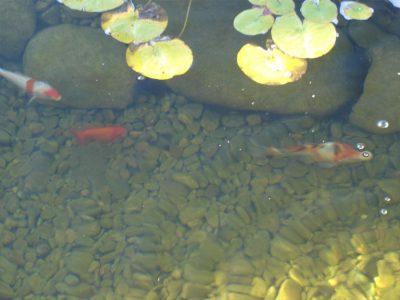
71, 126, 126, 144
266, 142, 372, 165
0, 67, 61, 104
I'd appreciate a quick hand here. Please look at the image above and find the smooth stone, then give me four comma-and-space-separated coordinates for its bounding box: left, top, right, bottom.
0, 129, 12, 145
23, 24, 136, 108
0, 281, 14, 299
165, 1, 363, 116
64, 251, 93, 279
0, 0, 36, 59
350, 35, 400, 133
183, 264, 215, 285
276, 279, 302, 300
181, 282, 211, 299
55, 282, 94, 298
378, 179, 400, 201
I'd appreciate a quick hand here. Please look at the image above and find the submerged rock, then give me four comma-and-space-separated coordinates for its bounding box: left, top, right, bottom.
350, 35, 400, 134
164, 0, 364, 116
0, 0, 36, 59
23, 24, 136, 109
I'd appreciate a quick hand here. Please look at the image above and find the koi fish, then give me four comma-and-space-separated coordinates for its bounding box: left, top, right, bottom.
71, 126, 126, 144
0, 67, 61, 104
266, 142, 372, 165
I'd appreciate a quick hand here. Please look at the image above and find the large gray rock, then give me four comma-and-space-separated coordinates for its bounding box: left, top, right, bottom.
23, 24, 136, 109
163, 0, 364, 116
350, 35, 400, 134
0, 0, 36, 59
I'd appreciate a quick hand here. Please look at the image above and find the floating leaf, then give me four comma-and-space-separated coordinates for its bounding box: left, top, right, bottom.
339, 1, 374, 20
271, 13, 336, 58
266, 0, 295, 15
101, 2, 139, 43
126, 38, 193, 80
388, 0, 400, 8
301, 0, 338, 23
249, 0, 268, 5
57, 0, 124, 12
237, 41, 307, 85
234, 8, 274, 36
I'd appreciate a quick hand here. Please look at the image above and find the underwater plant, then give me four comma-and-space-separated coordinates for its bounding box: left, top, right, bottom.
233, 0, 382, 85
57, 0, 193, 80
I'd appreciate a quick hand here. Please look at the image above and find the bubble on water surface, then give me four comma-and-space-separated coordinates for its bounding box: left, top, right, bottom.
356, 143, 365, 150
137, 75, 146, 81
376, 120, 389, 128
384, 196, 391, 202
380, 208, 388, 215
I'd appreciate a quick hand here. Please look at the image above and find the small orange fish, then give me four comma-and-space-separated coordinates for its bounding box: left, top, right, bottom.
71, 126, 126, 144
266, 142, 372, 165
0, 67, 61, 103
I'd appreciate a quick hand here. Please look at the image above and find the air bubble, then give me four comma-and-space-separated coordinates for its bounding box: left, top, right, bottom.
377, 120, 389, 128
380, 208, 388, 215
356, 143, 365, 150
384, 196, 391, 202
137, 75, 146, 81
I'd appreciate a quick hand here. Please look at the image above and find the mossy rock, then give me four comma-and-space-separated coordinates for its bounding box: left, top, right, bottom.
23, 24, 136, 109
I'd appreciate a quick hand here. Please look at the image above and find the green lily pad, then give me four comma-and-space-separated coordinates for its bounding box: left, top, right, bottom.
266, 0, 295, 15
57, 0, 125, 12
237, 41, 307, 85
126, 38, 193, 80
249, 0, 268, 6
271, 13, 336, 58
234, 8, 274, 36
301, 0, 338, 23
339, 1, 374, 20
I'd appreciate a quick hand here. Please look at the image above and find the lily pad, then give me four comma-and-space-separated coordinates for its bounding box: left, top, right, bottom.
237, 41, 307, 85
271, 13, 337, 58
266, 0, 295, 15
249, 0, 268, 5
126, 38, 193, 80
301, 0, 338, 23
234, 8, 274, 36
57, 0, 125, 12
101, 2, 139, 44
388, 0, 400, 8
339, 1, 374, 20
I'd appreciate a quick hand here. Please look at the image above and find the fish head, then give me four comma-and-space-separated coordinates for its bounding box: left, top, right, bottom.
43, 88, 62, 101
114, 126, 127, 137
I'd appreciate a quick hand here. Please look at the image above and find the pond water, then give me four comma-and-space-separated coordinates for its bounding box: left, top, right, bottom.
0, 0, 400, 300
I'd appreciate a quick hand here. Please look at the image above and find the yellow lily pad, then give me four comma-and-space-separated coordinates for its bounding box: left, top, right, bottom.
102, 2, 168, 44
126, 38, 193, 80
339, 1, 374, 20
57, 0, 124, 12
237, 41, 307, 85
266, 0, 295, 15
234, 8, 274, 36
301, 0, 338, 23
271, 13, 337, 58
101, 2, 139, 44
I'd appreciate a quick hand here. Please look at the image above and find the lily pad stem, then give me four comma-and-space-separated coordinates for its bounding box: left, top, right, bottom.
177, 0, 192, 38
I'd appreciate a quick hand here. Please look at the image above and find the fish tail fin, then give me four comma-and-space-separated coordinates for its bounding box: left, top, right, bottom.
27, 96, 36, 105
70, 129, 86, 144
265, 147, 283, 157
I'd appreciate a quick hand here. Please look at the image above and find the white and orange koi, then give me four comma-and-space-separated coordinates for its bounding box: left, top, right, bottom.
266, 142, 372, 165
0, 67, 61, 104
